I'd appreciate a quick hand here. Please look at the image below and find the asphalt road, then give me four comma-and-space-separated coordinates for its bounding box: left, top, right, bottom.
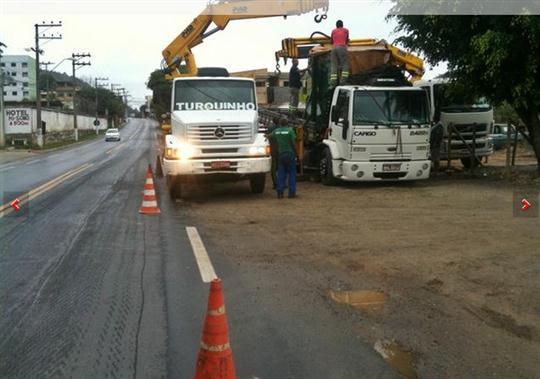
0, 119, 396, 378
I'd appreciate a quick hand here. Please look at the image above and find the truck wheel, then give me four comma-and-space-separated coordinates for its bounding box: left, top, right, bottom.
320, 148, 338, 186
167, 175, 182, 200
249, 174, 266, 194
460, 157, 481, 170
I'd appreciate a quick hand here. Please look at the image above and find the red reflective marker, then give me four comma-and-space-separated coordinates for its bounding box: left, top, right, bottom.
521, 198, 531, 211
10, 198, 20, 212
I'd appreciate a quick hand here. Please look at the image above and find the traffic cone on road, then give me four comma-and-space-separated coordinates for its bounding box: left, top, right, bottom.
194, 279, 236, 379
139, 164, 161, 214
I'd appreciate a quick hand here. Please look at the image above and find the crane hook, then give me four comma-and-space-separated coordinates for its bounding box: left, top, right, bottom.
314, 13, 327, 23
274, 63, 281, 76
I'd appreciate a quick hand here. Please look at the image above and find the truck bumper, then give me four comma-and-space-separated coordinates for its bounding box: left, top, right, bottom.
163, 156, 271, 176
334, 160, 431, 181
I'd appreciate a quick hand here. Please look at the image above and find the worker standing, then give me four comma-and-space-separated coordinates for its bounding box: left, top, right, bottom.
271, 117, 297, 199
266, 116, 281, 189
288, 58, 303, 114
330, 20, 350, 86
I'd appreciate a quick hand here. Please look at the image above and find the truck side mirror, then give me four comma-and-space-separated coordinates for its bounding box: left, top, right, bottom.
341, 118, 349, 139
331, 107, 338, 123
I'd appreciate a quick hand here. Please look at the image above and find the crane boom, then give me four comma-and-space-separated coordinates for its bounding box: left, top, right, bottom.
162, 0, 329, 79
275, 36, 425, 82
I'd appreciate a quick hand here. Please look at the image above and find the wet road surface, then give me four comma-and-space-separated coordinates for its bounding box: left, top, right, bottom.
0, 119, 396, 378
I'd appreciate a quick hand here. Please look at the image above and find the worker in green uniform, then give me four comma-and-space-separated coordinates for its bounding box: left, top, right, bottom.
271, 117, 297, 199
266, 116, 281, 189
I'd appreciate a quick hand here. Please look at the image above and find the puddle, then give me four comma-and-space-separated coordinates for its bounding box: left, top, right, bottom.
374, 340, 418, 379
328, 290, 386, 314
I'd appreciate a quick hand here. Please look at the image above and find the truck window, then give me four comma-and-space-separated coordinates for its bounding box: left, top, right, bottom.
174, 80, 256, 111
433, 83, 492, 116
335, 90, 350, 121
421, 86, 431, 106
353, 90, 429, 125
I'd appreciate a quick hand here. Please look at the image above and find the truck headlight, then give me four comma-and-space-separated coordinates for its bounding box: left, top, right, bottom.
249, 146, 268, 156
179, 144, 196, 160
165, 147, 179, 160
165, 144, 195, 160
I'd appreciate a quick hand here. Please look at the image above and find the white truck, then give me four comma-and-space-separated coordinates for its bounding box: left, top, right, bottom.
162, 74, 271, 199
414, 78, 494, 169
304, 83, 432, 183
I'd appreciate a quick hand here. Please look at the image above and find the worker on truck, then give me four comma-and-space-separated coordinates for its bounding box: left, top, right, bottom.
289, 58, 303, 114
271, 118, 297, 199
330, 20, 350, 86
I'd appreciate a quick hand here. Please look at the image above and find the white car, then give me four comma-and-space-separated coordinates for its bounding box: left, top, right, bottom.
105, 128, 121, 142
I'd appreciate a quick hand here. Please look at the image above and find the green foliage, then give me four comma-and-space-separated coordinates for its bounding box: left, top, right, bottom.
76, 86, 125, 118
389, 11, 540, 171
146, 69, 172, 117
38, 72, 58, 91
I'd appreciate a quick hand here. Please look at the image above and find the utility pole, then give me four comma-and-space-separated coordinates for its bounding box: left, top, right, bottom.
94, 77, 108, 135
40, 61, 54, 108
110, 84, 121, 127
34, 21, 62, 143
71, 52, 91, 141
0, 40, 6, 147
115, 87, 128, 121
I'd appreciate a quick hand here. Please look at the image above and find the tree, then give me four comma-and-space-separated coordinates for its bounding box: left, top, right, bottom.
146, 69, 172, 118
76, 86, 125, 119
389, 11, 540, 173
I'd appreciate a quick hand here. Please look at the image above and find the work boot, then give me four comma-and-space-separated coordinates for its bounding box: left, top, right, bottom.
277, 192, 284, 199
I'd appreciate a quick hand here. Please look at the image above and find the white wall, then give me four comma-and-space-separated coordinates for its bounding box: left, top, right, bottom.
36, 109, 107, 132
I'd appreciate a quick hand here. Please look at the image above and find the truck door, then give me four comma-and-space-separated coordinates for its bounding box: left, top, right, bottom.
330, 90, 351, 159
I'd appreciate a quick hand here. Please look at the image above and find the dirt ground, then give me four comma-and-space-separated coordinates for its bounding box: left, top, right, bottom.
179, 152, 540, 378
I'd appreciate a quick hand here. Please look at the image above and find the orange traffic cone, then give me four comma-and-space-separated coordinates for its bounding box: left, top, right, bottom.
139, 164, 161, 214
194, 279, 236, 379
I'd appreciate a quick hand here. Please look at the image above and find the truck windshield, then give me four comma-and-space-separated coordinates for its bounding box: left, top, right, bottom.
434, 83, 492, 113
174, 80, 256, 111
353, 90, 429, 125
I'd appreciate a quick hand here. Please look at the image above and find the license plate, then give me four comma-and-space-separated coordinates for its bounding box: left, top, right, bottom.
211, 161, 231, 169
383, 163, 402, 172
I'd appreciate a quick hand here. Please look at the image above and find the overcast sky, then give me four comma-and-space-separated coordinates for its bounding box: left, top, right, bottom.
1, 0, 445, 107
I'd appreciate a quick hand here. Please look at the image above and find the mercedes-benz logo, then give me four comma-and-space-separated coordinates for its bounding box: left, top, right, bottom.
214, 127, 226, 139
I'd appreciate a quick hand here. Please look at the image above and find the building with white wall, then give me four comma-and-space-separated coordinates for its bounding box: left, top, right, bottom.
1, 55, 37, 102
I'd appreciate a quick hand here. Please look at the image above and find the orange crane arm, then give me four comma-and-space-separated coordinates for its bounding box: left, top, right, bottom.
161, 0, 329, 79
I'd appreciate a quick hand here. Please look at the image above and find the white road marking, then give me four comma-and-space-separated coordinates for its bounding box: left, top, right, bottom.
186, 226, 218, 283
25, 159, 40, 165
0, 163, 93, 218
0, 165, 15, 172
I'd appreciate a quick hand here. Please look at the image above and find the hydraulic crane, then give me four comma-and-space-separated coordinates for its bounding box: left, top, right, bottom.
161, 0, 329, 79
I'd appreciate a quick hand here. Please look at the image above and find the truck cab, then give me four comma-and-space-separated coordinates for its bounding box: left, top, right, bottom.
162, 74, 271, 198
414, 78, 494, 169
317, 84, 431, 182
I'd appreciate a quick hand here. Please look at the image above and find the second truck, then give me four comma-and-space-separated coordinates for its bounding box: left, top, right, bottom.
272, 37, 432, 183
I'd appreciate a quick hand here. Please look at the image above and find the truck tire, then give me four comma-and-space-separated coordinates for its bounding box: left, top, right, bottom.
167, 175, 182, 200
249, 173, 266, 194
320, 148, 338, 186
460, 157, 481, 170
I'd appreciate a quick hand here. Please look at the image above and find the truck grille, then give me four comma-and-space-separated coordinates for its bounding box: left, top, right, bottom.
370, 153, 412, 162
187, 125, 252, 144
450, 123, 489, 138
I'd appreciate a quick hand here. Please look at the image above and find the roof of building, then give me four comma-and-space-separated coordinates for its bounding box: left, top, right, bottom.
2, 55, 36, 61
231, 68, 288, 81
